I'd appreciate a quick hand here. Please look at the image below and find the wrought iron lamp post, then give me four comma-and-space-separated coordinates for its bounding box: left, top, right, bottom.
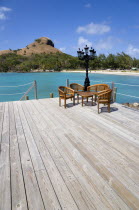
77, 45, 96, 91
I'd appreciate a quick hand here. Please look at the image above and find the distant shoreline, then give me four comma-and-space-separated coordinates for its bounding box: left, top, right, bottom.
62, 70, 139, 76
1, 70, 139, 76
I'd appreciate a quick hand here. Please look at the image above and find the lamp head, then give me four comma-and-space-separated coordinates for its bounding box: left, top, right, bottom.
84, 45, 89, 54
77, 48, 82, 58
81, 50, 84, 58
90, 47, 96, 58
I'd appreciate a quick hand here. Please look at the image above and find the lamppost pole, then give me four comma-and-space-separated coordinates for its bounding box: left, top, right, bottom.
84, 54, 90, 90
77, 45, 96, 91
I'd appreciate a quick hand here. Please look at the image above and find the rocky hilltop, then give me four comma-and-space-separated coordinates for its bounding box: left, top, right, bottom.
0, 37, 61, 56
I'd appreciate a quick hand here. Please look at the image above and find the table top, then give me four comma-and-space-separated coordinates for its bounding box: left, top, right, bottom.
77, 91, 98, 97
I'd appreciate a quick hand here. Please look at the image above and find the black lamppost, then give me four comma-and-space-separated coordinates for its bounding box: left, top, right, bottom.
77, 45, 96, 91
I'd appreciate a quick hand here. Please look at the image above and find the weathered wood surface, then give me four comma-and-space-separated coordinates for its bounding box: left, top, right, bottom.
0, 98, 139, 210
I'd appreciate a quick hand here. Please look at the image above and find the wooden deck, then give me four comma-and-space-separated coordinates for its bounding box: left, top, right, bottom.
0, 98, 139, 210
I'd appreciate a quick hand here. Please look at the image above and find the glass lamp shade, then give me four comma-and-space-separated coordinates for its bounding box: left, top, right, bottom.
90, 48, 96, 58
90, 47, 94, 56
84, 45, 89, 54
81, 51, 84, 58
77, 48, 82, 58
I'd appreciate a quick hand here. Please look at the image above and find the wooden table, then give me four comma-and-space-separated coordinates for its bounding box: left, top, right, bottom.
77, 91, 98, 106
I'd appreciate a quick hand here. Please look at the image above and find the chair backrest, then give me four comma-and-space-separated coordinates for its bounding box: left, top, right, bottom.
87, 85, 97, 92
87, 84, 109, 92
70, 83, 84, 91
98, 89, 112, 102
58, 86, 74, 96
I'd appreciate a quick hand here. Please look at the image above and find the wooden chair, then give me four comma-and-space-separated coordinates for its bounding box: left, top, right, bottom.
70, 83, 84, 93
58, 86, 75, 108
97, 89, 112, 114
70, 83, 84, 102
87, 84, 110, 101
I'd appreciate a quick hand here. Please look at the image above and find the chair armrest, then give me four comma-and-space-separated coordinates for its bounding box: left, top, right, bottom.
98, 89, 112, 98
97, 90, 109, 97
58, 88, 65, 95
97, 90, 108, 95
59, 87, 75, 97
66, 87, 75, 94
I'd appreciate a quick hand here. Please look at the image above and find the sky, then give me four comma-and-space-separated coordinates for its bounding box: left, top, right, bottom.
0, 0, 139, 58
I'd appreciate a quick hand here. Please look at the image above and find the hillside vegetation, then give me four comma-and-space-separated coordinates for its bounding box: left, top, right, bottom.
0, 51, 139, 72
0, 37, 139, 72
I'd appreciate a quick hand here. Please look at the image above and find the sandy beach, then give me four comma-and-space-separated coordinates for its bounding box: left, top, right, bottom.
62, 70, 139, 76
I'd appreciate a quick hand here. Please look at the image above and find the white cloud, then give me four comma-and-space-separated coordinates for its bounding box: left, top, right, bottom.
94, 37, 113, 51
77, 22, 111, 35
77, 37, 92, 49
85, 3, 91, 8
0, 13, 5, 20
126, 44, 139, 58
0, 7, 12, 20
0, 7, 11, 12
59, 47, 66, 52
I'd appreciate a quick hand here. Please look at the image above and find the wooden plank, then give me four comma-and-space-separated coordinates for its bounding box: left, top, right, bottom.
114, 103, 139, 120
31, 99, 130, 209
44, 98, 139, 169
99, 108, 139, 138
1, 98, 139, 210
21, 101, 78, 210
9, 102, 28, 210
13, 101, 45, 210
17, 102, 45, 172
39, 99, 139, 165
23, 100, 95, 210
49, 99, 139, 185
37, 98, 139, 209
17, 101, 61, 210
0, 102, 11, 210
0, 102, 5, 151
65, 132, 139, 209
56, 99, 139, 163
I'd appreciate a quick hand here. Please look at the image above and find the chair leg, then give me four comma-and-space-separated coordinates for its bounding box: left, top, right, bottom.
108, 103, 110, 113
98, 103, 99, 114
59, 97, 61, 106
92, 96, 93, 106
73, 96, 75, 105
82, 97, 83, 106
77, 94, 79, 103
64, 98, 66, 108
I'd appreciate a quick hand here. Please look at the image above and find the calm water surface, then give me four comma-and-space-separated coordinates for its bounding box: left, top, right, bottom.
0, 72, 139, 103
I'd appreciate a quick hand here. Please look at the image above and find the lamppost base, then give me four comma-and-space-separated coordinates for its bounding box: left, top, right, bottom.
84, 78, 90, 91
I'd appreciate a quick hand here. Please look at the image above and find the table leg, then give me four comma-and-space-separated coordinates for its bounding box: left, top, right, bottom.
92, 96, 93, 106
82, 96, 83, 106
77, 94, 79, 103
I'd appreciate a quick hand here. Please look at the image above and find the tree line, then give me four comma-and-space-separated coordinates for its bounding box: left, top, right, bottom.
0, 52, 139, 72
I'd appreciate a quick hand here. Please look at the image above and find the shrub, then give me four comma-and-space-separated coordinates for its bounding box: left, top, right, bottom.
35, 39, 41, 43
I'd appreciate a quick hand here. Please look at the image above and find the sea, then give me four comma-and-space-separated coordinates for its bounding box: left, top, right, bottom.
0, 72, 139, 104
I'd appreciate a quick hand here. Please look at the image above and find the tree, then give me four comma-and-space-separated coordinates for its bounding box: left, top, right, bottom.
106, 54, 118, 69
116, 52, 133, 69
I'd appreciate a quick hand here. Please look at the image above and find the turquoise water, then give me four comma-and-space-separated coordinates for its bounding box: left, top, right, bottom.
0, 72, 139, 103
